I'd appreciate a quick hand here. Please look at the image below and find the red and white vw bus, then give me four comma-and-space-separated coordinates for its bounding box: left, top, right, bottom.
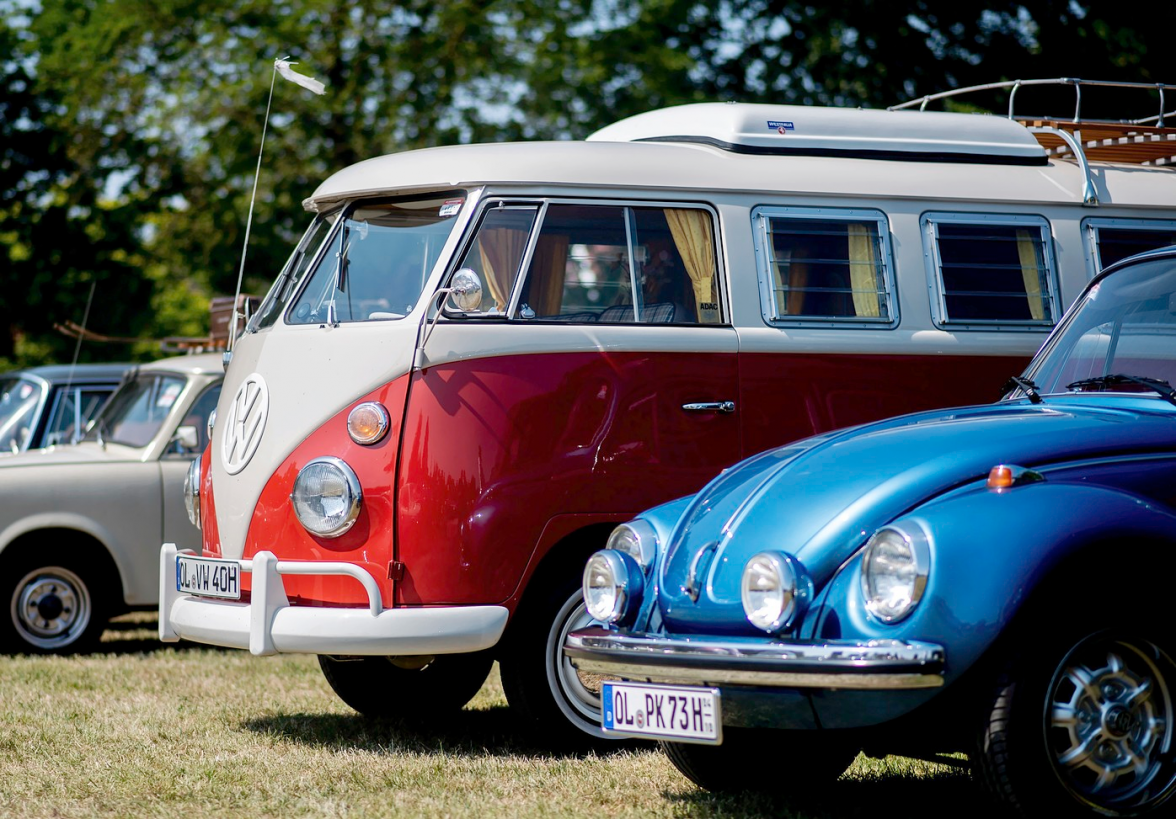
160, 99, 1176, 743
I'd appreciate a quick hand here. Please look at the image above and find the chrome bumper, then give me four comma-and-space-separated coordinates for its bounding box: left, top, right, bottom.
158, 543, 508, 657
565, 627, 945, 690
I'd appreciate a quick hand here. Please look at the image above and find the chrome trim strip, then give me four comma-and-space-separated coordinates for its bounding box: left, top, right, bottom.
564, 627, 945, 690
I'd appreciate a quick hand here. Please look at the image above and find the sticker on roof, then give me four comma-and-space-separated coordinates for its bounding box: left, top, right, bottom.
767, 121, 795, 134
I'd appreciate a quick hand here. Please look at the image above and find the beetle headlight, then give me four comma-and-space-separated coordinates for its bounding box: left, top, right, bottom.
860, 526, 930, 623
605, 520, 658, 572
583, 550, 644, 625
290, 456, 363, 538
184, 457, 202, 529
741, 551, 812, 633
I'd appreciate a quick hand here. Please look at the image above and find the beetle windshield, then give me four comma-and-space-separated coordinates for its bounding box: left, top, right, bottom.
1028, 256, 1176, 398
0, 376, 44, 453
84, 373, 186, 447
287, 192, 466, 325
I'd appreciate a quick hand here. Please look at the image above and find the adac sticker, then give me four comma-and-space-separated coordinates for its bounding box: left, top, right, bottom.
767, 120, 795, 135
439, 199, 464, 218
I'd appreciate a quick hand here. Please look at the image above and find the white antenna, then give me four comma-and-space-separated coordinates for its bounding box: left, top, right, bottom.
227, 56, 327, 358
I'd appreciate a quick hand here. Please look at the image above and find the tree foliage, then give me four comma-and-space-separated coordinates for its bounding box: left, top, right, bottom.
2, 0, 1174, 367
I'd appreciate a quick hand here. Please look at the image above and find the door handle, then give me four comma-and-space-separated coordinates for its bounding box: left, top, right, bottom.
682, 401, 736, 414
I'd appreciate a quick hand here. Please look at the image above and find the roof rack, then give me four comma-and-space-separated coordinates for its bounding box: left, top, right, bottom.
890, 79, 1176, 207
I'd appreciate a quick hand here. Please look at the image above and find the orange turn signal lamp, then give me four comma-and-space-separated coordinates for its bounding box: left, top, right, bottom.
987, 464, 1045, 491
347, 402, 390, 445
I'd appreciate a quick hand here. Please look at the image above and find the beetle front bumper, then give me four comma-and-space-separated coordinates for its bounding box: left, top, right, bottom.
157, 543, 509, 656
564, 627, 945, 690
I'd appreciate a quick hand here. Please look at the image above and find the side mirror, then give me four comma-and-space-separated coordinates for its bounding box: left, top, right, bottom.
447, 268, 483, 312
172, 425, 200, 453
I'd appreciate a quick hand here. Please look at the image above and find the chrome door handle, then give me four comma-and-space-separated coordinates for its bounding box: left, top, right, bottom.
682, 401, 736, 414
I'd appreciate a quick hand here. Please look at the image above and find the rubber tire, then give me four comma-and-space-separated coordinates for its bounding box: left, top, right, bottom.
318, 651, 494, 720
499, 575, 611, 749
662, 727, 860, 793
971, 618, 1176, 818
0, 551, 106, 655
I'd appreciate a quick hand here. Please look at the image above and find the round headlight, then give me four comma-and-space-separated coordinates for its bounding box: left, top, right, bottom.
347, 402, 390, 445
583, 550, 643, 624
741, 551, 811, 633
184, 457, 202, 529
605, 520, 658, 572
861, 526, 930, 623
290, 456, 362, 538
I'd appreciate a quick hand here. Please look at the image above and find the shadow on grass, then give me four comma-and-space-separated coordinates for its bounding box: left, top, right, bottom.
93, 612, 225, 657
664, 767, 976, 819
242, 706, 638, 761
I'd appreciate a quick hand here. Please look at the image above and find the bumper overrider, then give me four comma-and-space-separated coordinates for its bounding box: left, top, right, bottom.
564, 627, 945, 690
158, 543, 509, 656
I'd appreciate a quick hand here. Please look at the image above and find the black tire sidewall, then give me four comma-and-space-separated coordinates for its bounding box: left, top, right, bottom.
318, 651, 494, 720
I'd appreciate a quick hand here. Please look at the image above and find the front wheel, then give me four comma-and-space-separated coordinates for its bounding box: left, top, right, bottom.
499, 579, 609, 747
973, 626, 1176, 817
318, 652, 494, 720
2, 559, 105, 654
662, 728, 859, 792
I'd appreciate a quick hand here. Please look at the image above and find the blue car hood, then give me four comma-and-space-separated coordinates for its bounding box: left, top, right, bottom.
658, 399, 1176, 633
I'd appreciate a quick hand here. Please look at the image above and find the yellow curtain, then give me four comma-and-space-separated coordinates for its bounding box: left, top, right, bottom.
477, 228, 529, 311
847, 224, 880, 318
527, 235, 570, 316
665, 209, 719, 323
1017, 229, 1045, 320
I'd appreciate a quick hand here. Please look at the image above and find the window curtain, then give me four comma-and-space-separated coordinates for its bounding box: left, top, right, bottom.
477, 228, 529, 311
665, 209, 720, 323
1016, 229, 1046, 320
526, 234, 570, 316
847, 224, 881, 318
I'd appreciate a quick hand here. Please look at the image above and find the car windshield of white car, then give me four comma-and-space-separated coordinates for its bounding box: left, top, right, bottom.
86, 374, 186, 447
0, 376, 43, 453
286, 192, 466, 325
1030, 256, 1176, 399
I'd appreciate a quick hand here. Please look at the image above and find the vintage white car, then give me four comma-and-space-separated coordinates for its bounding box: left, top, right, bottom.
0, 352, 222, 653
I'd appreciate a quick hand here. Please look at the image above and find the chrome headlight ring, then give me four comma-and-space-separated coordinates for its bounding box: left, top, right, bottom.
183, 457, 202, 529
583, 549, 644, 625
290, 456, 363, 539
605, 520, 659, 573
860, 525, 931, 624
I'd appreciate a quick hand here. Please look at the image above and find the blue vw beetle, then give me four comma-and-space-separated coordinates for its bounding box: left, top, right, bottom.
565, 247, 1176, 817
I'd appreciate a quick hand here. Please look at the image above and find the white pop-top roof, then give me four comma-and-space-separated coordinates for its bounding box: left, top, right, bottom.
306, 104, 1176, 210
586, 102, 1046, 162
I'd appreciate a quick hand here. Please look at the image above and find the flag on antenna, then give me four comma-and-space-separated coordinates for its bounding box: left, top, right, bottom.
274, 58, 326, 95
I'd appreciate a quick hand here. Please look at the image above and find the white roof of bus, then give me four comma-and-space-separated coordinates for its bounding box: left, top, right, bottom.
307, 107, 1176, 210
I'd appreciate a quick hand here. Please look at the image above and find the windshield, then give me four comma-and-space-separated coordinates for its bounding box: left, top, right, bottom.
287, 192, 465, 325
1027, 256, 1176, 398
250, 208, 342, 330
0, 376, 45, 453
85, 373, 186, 447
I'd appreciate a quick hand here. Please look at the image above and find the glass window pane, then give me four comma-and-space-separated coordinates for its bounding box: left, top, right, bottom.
934, 222, 1051, 323
453, 206, 539, 313
87, 374, 186, 448
0, 377, 44, 453
288, 193, 465, 325
252, 209, 341, 329
45, 387, 115, 446
1096, 227, 1176, 270
764, 217, 888, 320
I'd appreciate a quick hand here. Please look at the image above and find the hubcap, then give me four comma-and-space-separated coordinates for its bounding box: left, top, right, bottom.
11, 567, 92, 650
1047, 633, 1176, 813
546, 590, 608, 737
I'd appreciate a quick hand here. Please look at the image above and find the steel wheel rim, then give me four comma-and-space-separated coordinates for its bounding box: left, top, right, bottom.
1046, 632, 1176, 814
11, 566, 92, 650
546, 590, 607, 736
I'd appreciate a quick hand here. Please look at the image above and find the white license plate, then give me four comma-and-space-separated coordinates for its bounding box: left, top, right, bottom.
176, 555, 241, 600
602, 681, 721, 743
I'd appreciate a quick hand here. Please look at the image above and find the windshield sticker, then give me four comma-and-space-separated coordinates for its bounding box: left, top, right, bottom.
157, 382, 182, 408
767, 120, 795, 135
439, 199, 464, 218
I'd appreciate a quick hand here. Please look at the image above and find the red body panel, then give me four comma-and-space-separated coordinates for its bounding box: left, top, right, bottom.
396, 351, 741, 606
235, 376, 410, 607
199, 446, 220, 558
738, 351, 1031, 456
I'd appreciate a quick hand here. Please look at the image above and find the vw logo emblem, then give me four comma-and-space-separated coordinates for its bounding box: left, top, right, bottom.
222, 373, 269, 475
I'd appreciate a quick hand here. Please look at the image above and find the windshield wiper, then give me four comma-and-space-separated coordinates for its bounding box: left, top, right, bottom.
1066, 374, 1176, 407
1001, 375, 1043, 404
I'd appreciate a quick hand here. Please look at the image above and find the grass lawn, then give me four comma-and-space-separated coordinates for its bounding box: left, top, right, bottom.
0, 613, 973, 818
